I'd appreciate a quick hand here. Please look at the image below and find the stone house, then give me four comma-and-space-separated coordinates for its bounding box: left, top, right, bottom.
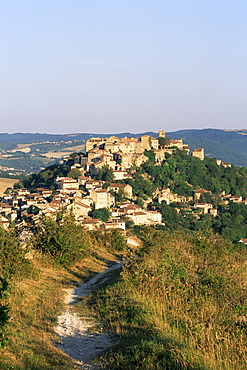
153, 149, 166, 163
192, 148, 204, 160
168, 139, 184, 150
80, 218, 103, 230
0, 202, 13, 216
127, 210, 162, 225
108, 183, 133, 199
194, 203, 213, 213
194, 189, 211, 201
140, 135, 158, 151
55, 177, 79, 191
117, 153, 133, 170
145, 210, 162, 224
85, 180, 105, 191
0, 215, 10, 228
66, 199, 91, 218
132, 153, 148, 167
89, 189, 114, 209
112, 170, 131, 180
103, 220, 126, 231
121, 204, 143, 214
77, 176, 91, 185
86, 138, 106, 152
157, 188, 187, 205
128, 211, 150, 225
222, 162, 231, 168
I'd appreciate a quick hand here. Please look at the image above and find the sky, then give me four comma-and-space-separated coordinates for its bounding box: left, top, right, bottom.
1, 0, 247, 134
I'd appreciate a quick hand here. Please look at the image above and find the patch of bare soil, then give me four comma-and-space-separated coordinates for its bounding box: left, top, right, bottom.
54, 262, 122, 369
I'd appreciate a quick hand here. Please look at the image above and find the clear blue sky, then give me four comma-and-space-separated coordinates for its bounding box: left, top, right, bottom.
1, 0, 247, 134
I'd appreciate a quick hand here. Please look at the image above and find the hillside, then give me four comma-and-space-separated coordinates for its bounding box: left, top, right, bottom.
6, 132, 247, 244
167, 129, 247, 167
1, 139, 247, 369
0, 178, 18, 196
1, 224, 247, 369
1, 129, 247, 174
0, 132, 151, 175
1, 128, 247, 174
93, 230, 247, 369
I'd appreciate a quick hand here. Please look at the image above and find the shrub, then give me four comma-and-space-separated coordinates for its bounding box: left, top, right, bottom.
0, 277, 9, 348
0, 226, 30, 278
33, 213, 91, 265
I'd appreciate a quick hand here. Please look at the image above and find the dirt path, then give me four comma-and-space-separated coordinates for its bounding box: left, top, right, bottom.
54, 261, 123, 369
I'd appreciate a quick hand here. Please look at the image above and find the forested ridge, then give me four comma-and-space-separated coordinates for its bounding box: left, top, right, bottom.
120, 150, 247, 243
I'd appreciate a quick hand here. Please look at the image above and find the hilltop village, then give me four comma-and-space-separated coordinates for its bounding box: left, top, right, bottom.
0, 130, 241, 233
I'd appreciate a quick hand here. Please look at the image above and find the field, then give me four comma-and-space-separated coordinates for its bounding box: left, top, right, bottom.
0, 177, 18, 196
42, 144, 85, 158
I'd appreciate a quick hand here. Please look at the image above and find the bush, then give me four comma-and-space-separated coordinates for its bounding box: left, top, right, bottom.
0, 226, 30, 278
91, 207, 111, 222
33, 213, 91, 265
0, 277, 9, 348
108, 229, 127, 251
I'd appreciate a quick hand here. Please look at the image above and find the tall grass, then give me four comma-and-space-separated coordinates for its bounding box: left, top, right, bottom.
0, 253, 76, 369
93, 229, 247, 369
0, 236, 122, 370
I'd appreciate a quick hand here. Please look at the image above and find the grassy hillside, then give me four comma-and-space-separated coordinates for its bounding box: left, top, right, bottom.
1, 219, 247, 369
0, 224, 122, 370
92, 229, 247, 370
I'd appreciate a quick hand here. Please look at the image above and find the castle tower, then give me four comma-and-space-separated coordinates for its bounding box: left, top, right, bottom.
158, 129, 165, 138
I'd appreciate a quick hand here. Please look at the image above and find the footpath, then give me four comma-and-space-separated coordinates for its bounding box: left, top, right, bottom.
54, 261, 123, 369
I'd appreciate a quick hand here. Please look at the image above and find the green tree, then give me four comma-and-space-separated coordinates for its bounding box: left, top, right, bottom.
69, 152, 78, 158
91, 207, 110, 222
108, 229, 127, 251
26, 205, 41, 215
123, 216, 135, 229
67, 168, 82, 179
158, 136, 170, 148
135, 198, 144, 208
114, 188, 126, 203
39, 169, 54, 183
0, 227, 30, 278
157, 201, 181, 229
96, 165, 114, 185
143, 150, 155, 164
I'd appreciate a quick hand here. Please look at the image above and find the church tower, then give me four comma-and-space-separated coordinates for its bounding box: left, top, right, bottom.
158, 129, 165, 138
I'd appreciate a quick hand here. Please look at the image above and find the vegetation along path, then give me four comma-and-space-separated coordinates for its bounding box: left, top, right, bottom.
54, 261, 123, 369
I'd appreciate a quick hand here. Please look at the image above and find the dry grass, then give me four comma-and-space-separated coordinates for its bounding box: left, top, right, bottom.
42, 144, 85, 158
131, 235, 247, 369
93, 230, 247, 370
0, 178, 18, 196
0, 244, 119, 370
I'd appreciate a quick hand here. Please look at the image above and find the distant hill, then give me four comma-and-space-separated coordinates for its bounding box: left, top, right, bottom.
119, 128, 247, 167
167, 129, 247, 167
1, 129, 247, 173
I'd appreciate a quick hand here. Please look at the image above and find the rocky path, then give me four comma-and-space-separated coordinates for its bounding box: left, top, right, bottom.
54, 261, 123, 369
